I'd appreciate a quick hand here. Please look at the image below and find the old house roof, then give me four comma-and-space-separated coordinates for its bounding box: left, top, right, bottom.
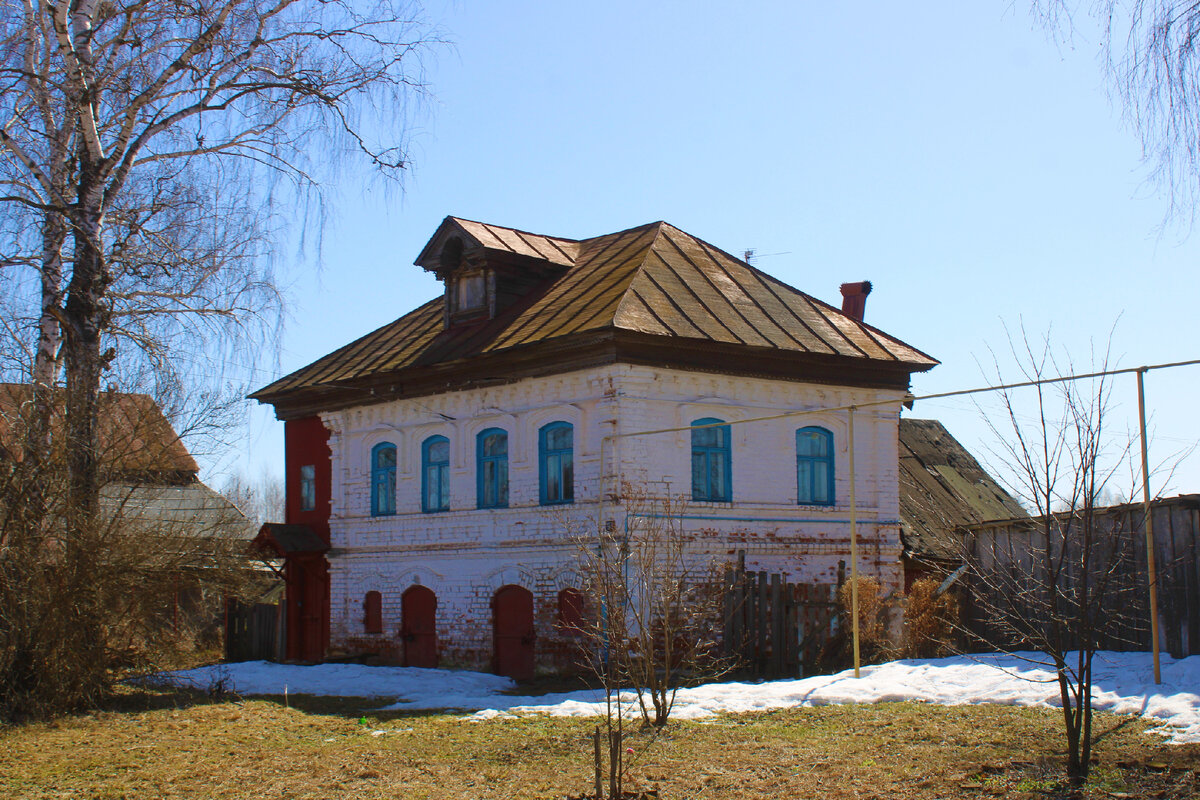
0, 384, 198, 476
253, 218, 938, 416
99, 482, 255, 541
898, 418, 1027, 563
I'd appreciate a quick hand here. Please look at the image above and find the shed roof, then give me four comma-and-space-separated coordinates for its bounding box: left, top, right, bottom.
254, 523, 329, 555
898, 418, 1027, 562
254, 218, 937, 409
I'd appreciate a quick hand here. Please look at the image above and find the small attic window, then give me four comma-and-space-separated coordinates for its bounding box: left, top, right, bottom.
457, 271, 486, 312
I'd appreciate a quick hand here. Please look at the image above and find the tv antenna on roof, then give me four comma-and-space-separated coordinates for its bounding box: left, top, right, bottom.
743, 249, 791, 265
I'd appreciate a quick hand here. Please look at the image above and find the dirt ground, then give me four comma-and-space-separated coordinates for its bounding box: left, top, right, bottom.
0, 687, 1197, 799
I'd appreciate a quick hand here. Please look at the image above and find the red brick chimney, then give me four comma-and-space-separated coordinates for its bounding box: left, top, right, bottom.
839, 281, 872, 321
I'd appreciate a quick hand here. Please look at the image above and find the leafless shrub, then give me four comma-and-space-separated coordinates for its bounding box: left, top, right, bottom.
823, 576, 894, 668
900, 577, 960, 659
964, 326, 1142, 788
0, 388, 258, 721
570, 483, 732, 797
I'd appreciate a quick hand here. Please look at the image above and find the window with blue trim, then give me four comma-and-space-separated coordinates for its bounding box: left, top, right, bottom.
370, 443, 396, 516
422, 435, 450, 512
539, 422, 573, 505
796, 426, 834, 505
691, 418, 731, 502
477, 428, 509, 509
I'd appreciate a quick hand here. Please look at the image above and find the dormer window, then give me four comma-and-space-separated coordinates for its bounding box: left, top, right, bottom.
415, 219, 575, 329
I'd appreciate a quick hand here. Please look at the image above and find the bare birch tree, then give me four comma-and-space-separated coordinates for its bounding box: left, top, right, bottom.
1036, 2, 1200, 218
0, 0, 433, 715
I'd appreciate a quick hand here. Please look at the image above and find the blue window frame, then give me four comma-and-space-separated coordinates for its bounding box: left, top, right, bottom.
422, 435, 450, 512
477, 428, 509, 509
539, 422, 574, 505
691, 418, 731, 502
797, 426, 834, 506
370, 443, 396, 516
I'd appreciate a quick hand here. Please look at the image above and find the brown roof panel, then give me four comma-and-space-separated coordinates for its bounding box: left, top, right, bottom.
0, 384, 197, 475
252, 220, 939, 406
450, 218, 579, 266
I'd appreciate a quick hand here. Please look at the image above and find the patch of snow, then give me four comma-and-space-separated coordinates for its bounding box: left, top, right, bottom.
158, 651, 1200, 744
153, 660, 515, 700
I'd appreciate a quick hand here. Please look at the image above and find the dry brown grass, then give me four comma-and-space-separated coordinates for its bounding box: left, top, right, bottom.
0, 686, 1196, 799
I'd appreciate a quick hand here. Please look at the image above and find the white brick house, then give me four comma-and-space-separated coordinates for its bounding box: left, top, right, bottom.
252, 217, 937, 674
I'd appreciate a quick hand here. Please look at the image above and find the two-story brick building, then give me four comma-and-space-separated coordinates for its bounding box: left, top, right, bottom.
251, 217, 938, 675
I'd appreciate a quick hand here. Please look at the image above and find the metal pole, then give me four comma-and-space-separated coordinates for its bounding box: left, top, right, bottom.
1136, 369, 1162, 685
848, 406, 860, 678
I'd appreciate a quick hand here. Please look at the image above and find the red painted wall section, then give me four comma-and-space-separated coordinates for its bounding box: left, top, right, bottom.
285, 416, 332, 543
284, 416, 332, 660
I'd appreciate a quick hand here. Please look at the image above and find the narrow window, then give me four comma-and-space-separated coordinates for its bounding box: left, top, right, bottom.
797, 427, 834, 505
422, 435, 450, 512
363, 590, 383, 634
691, 418, 731, 502
539, 422, 574, 505
477, 428, 509, 509
371, 443, 397, 516
557, 587, 587, 633
299, 464, 316, 511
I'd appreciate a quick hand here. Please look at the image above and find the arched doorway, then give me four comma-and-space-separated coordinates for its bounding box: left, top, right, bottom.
400, 585, 438, 668
492, 584, 535, 680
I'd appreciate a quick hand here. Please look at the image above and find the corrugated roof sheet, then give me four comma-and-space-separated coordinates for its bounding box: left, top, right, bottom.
254, 219, 937, 401
898, 418, 1027, 561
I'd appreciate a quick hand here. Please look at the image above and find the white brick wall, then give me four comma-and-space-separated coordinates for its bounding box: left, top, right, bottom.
321, 364, 906, 670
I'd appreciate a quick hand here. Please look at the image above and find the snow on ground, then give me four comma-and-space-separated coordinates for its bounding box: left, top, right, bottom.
155, 661, 514, 701
160, 651, 1200, 744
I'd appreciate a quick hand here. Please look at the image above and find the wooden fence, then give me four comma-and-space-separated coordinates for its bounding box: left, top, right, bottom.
225, 600, 284, 662
966, 495, 1200, 658
722, 551, 841, 678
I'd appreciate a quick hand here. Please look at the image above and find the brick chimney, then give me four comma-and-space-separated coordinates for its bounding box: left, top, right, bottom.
839, 281, 872, 321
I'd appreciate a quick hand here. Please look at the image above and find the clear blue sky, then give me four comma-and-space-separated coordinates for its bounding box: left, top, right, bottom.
220, 0, 1200, 501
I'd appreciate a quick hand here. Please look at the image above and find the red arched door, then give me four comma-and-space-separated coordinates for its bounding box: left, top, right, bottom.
493, 584, 535, 680
401, 585, 438, 668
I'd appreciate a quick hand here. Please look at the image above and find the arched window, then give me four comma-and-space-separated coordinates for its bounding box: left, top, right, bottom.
370, 443, 396, 516
539, 422, 574, 505
797, 426, 834, 506
691, 418, 731, 502
363, 590, 383, 634
422, 435, 450, 512
440, 237, 463, 271
477, 428, 509, 509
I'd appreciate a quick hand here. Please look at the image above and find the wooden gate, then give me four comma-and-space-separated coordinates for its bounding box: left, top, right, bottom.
493, 584, 535, 680
401, 585, 439, 668
225, 599, 283, 662
722, 551, 840, 679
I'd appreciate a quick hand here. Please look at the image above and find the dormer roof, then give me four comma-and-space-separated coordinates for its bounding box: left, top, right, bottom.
253, 218, 938, 418
415, 216, 579, 273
